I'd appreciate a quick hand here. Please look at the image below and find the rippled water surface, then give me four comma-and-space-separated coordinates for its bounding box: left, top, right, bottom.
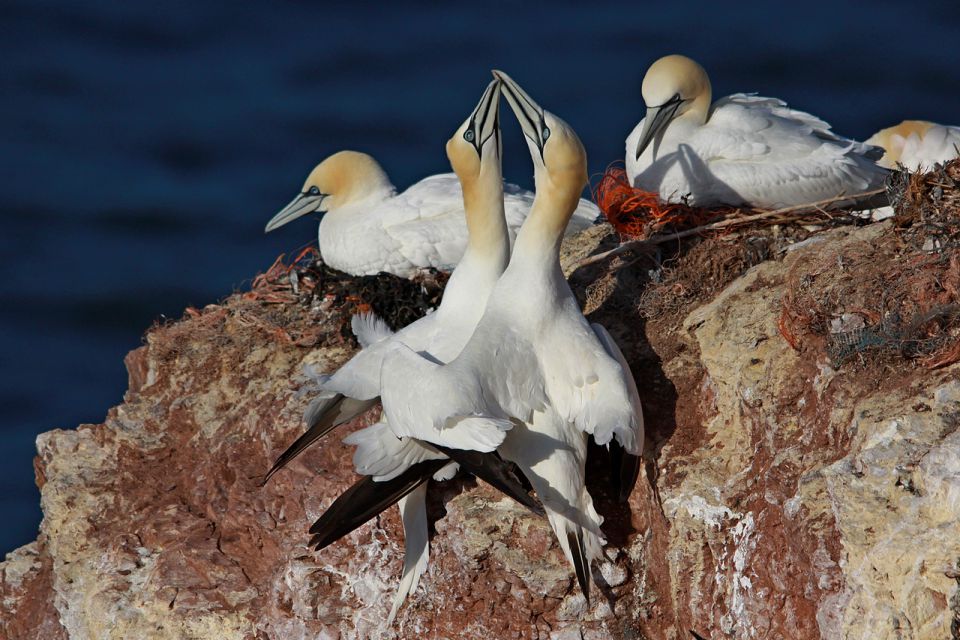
1, 1, 958, 554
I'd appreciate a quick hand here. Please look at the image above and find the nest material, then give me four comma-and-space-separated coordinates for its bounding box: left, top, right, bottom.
780, 159, 960, 369
244, 248, 447, 346
888, 158, 960, 251
594, 166, 722, 238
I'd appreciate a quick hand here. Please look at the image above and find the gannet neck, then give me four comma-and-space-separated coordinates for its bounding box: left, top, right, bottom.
306, 151, 395, 210
494, 72, 588, 265
445, 78, 509, 273
513, 145, 587, 265
459, 163, 510, 269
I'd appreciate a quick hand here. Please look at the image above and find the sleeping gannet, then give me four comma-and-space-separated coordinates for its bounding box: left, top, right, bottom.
379, 70, 644, 604
625, 54, 889, 209
264, 150, 599, 278
267, 79, 540, 623
866, 120, 960, 172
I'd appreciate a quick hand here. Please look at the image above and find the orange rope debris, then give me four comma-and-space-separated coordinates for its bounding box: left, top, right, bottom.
593, 165, 734, 239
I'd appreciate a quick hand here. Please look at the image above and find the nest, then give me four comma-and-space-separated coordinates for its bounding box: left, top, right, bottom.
592, 165, 877, 242
244, 248, 448, 346
780, 159, 960, 370
888, 158, 960, 251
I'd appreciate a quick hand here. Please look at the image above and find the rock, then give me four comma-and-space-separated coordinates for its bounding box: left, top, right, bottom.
2, 220, 959, 639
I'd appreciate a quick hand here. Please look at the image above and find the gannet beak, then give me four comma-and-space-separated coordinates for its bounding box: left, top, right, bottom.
463, 78, 502, 158
264, 191, 327, 233
635, 95, 684, 160
493, 69, 549, 158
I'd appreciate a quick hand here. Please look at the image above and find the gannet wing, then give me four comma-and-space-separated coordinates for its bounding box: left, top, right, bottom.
343, 422, 447, 481
380, 343, 511, 452
346, 422, 542, 513
264, 394, 378, 483
589, 323, 644, 502
308, 459, 448, 550
382, 174, 470, 271
695, 95, 888, 207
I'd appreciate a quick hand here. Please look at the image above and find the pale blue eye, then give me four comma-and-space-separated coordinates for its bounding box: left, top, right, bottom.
542, 127, 550, 140
308, 186, 320, 195
464, 129, 475, 142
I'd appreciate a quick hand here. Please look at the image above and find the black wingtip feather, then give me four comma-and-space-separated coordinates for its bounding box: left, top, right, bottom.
610, 441, 641, 503
432, 445, 544, 516
567, 529, 591, 605
263, 394, 350, 485
308, 458, 448, 550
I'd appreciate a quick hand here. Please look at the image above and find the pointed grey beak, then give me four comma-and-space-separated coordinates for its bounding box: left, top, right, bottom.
463, 78, 502, 158
492, 69, 549, 158
635, 95, 683, 160
264, 192, 327, 233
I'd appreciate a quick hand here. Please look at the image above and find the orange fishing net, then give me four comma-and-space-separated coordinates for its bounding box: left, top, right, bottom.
593, 165, 732, 238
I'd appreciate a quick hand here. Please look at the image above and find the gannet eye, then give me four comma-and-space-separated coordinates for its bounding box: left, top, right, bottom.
308, 186, 321, 195
463, 129, 475, 142
542, 126, 550, 141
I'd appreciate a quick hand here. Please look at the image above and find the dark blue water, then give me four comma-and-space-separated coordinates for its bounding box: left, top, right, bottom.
2, 1, 958, 555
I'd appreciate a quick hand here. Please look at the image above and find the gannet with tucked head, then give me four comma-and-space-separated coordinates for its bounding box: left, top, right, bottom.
625, 54, 889, 209
266, 79, 540, 623
264, 148, 599, 278
866, 120, 960, 172
379, 71, 644, 604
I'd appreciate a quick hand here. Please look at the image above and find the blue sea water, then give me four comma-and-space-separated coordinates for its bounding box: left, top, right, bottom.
1, 1, 958, 555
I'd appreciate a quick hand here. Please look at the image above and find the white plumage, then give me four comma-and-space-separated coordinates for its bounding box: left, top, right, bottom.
265, 153, 598, 278
380, 71, 644, 602
277, 80, 517, 624
866, 120, 960, 172
625, 54, 888, 209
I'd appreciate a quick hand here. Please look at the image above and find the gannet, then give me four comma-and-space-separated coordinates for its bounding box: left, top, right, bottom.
866, 120, 960, 172
264, 150, 599, 278
625, 54, 889, 209
266, 79, 539, 622
379, 71, 644, 603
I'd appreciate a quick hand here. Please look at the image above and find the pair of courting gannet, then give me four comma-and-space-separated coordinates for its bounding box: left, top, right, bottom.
265, 78, 542, 623
379, 70, 644, 604
625, 54, 889, 209
264, 149, 599, 278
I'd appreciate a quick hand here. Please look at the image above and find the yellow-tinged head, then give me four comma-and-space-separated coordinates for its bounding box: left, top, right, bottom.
446, 78, 502, 185
264, 151, 393, 233
494, 70, 588, 223
865, 120, 937, 169
634, 54, 712, 159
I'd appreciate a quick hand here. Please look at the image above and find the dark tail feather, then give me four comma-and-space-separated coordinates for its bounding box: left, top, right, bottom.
610, 441, 641, 503
432, 445, 544, 516
307, 458, 447, 551
567, 528, 591, 605
263, 395, 377, 485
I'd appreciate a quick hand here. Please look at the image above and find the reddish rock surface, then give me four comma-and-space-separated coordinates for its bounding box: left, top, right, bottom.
2, 218, 959, 639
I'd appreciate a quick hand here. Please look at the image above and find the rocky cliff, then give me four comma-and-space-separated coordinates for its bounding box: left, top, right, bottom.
2, 167, 959, 639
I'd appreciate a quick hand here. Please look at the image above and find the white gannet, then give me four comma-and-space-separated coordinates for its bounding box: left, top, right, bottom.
625, 54, 889, 209
266, 79, 540, 623
866, 120, 960, 172
264, 150, 599, 278
379, 70, 644, 604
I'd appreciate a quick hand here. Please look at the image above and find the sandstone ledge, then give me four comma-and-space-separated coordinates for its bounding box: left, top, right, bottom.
2, 220, 959, 640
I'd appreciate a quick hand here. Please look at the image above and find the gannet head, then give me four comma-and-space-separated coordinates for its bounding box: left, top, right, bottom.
634, 54, 712, 159
494, 70, 588, 210
865, 120, 936, 169
446, 78, 502, 183
264, 151, 393, 232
